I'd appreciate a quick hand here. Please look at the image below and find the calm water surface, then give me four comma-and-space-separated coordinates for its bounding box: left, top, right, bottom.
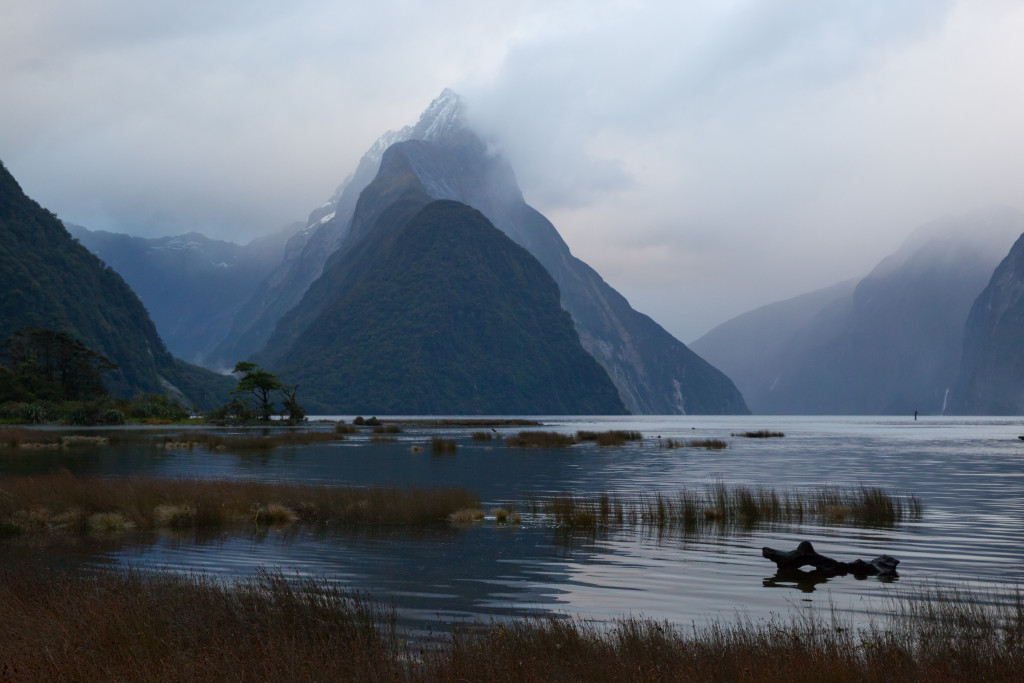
4, 416, 1024, 633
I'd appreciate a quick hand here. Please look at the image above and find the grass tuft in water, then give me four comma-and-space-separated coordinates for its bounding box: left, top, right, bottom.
431, 437, 457, 454
505, 431, 578, 448
732, 430, 785, 438
577, 430, 643, 446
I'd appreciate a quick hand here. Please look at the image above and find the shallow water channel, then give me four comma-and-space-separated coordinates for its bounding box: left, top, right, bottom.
3, 415, 1023, 635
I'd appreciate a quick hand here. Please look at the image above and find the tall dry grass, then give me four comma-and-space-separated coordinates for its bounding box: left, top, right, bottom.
0, 472, 479, 536
0, 569, 1020, 681
540, 483, 922, 533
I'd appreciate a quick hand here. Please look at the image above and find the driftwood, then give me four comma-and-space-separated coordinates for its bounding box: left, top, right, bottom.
762, 541, 899, 579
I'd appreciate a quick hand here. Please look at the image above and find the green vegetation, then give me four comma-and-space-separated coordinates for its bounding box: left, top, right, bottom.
1, 568, 1020, 681
537, 484, 922, 532
661, 437, 729, 449
506, 431, 579, 448
204, 362, 306, 424
267, 200, 626, 415
733, 430, 786, 438
0, 473, 480, 537
0, 160, 233, 408
0, 326, 195, 426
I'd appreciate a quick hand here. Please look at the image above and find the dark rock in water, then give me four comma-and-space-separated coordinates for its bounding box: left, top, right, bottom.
762, 541, 899, 579
266, 198, 627, 415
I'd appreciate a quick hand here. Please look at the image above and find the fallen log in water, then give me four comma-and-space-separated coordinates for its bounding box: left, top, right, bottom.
762, 541, 899, 578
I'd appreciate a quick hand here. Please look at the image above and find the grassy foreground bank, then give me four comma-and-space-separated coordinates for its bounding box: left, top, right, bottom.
0, 568, 1020, 681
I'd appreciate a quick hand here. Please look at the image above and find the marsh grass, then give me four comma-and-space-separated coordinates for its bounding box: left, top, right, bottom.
506, 431, 578, 448
399, 419, 542, 427
541, 484, 921, 533
431, 437, 457, 454
471, 431, 494, 440
335, 422, 358, 434
733, 430, 786, 438
160, 430, 345, 452
662, 437, 729, 450
1, 569, 1020, 681
0, 428, 109, 449
577, 430, 643, 446
373, 424, 402, 434
0, 473, 479, 536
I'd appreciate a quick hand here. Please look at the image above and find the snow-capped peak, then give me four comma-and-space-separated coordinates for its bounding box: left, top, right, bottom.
304, 89, 469, 229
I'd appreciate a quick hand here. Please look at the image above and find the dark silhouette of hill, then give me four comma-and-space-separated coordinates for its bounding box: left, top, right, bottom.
267, 198, 626, 415
0, 159, 232, 408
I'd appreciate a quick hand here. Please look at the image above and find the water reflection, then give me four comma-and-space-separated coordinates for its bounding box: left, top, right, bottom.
2, 416, 1024, 629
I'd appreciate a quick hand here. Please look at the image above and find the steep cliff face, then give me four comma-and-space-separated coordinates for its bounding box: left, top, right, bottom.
0, 160, 232, 407
952, 232, 1024, 414
266, 199, 627, 415
693, 208, 1023, 415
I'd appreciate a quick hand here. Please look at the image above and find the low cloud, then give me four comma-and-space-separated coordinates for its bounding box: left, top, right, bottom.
2, 1, 1023, 339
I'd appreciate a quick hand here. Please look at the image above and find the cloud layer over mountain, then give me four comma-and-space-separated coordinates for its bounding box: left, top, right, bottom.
3, 0, 1023, 340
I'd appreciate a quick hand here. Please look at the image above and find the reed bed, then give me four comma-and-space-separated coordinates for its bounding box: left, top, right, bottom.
577, 430, 643, 446
160, 430, 345, 452
372, 424, 402, 434
505, 431, 578, 448
0, 428, 110, 449
470, 431, 494, 440
661, 437, 729, 450
541, 483, 922, 532
399, 418, 542, 427
733, 429, 786, 438
431, 437, 458, 454
0, 473, 479, 536
1, 568, 1021, 682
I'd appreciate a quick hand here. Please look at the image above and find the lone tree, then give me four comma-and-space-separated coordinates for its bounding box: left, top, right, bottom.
231, 362, 282, 422
229, 362, 305, 423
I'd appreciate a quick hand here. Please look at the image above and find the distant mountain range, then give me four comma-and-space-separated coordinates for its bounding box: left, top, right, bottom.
0, 160, 232, 408
68, 223, 300, 367
693, 207, 1024, 415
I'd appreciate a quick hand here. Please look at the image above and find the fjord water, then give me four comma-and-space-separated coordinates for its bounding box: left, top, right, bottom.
3, 416, 1024, 633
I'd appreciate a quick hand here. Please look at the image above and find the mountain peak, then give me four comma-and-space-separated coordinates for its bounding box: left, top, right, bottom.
411, 89, 467, 140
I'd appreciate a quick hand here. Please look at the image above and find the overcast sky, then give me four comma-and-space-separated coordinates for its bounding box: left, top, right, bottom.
3, 0, 1024, 342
